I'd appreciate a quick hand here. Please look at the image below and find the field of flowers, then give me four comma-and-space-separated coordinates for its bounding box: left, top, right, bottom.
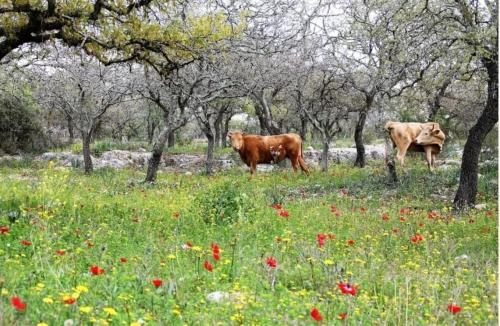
0, 160, 497, 325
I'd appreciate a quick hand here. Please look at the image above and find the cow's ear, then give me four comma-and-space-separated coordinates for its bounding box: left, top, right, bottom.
432, 129, 441, 135
227, 131, 233, 137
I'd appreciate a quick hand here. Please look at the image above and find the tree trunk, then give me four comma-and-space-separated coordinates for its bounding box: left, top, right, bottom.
354, 109, 367, 167
82, 133, 93, 174
222, 114, 232, 147
145, 127, 170, 182
300, 118, 308, 142
67, 115, 74, 143
214, 114, 223, 147
453, 58, 498, 210
321, 140, 329, 172
205, 132, 215, 175
167, 131, 175, 148
384, 130, 398, 184
428, 79, 451, 121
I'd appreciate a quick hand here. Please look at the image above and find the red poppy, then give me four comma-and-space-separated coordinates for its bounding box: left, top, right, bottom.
338, 283, 357, 296
310, 308, 323, 321
338, 312, 347, 320
55, 250, 66, 256
63, 297, 76, 305
211, 243, 220, 261
0, 226, 9, 234
11, 296, 26, 311
400, 208, 410, 214
272, 203, 282, 210
279, 210, 289, 218
266, 257, 277, 269
90, 265, 105, 275
360, 207, 366, 213
330, 205, 337, 212
172, 212, 180, 219
418, 222, 425, 227
427, 211, 438, 219
21, 240, 32, 246
152, 279, 163, 288
347, 239, 355, 246
120, 257, 127, 263
486, 210, 493, 217
86, 241, 94, 248
399, 217, 406, 222
410, 233, 424, 244
316, 234, 326, 248
204, 260, 213, 272
382, 213, 390, 221
448, 304, 461, 314
334, 211, 342, 217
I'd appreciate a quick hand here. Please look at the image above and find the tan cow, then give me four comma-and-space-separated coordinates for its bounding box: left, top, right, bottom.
385, 121, 446, 170
228, 132, 309, 175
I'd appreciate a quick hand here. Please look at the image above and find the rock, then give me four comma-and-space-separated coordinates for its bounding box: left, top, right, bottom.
475, 203, 487, 210
455, 254, 469, 261
206, 291, 242, 304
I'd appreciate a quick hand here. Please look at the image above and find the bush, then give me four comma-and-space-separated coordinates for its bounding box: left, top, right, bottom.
0, 91, 47, 154
193, 180, 255, 225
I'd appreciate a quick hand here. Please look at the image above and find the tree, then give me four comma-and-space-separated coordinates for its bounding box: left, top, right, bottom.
37, 54, 131, 173
444, 0, 498, 209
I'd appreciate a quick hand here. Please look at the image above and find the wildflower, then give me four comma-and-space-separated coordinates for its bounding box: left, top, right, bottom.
360, 207, 367, 213
448, 304, 461, 314
75, 285, 88, 293
211, 243, 220, 261
400, 208, 410, 214
21, 240, 32, 246
400, 217, 406, 222
204, 260, 213, 272
338, 283, 357, 296
382, 213, 390, 221
63, 295, 76, 305
103, 307, 117, 316
347, 239, 355, 246
0, 226, 9, 234
86, 241, 94, 248
428, 211, 438, 219
410, 233, 424, 244
338, 312, 347, 320
310, 308, 323, 321
182, 241, 193, 250
330, 205, 337, 212
42, 297, 54, 304
316, 233, 326, 248
11, 296, 26, 311
275, 236, 282, 243
327, 233, 335, 240
266, 257, 277, 269
120, 257, 128, 263
90, 265, 105, 276
152, 279, 162, 288
55, 249, 66, 256
272, 203, 282, 210
172, 212, 180, 219
167, 254, 176, 260
279, 210, 289, 218
485, 210, 493, 217
37, 323, 49, 326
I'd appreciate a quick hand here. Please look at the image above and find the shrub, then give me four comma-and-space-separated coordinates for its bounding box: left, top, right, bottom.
194, 180, 255, 225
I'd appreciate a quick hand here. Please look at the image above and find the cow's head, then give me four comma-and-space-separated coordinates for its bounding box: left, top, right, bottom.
227, 131, 244, 151
415, 124, 445, 145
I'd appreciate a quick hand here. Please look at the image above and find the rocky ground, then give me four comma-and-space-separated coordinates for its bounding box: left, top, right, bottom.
0, 145, 494, 173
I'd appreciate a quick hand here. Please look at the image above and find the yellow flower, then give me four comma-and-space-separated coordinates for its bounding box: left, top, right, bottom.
167, 254, 176, 259
37, 323, 49, 326
1, 288, 8, 296
79, 306, 93, 314
75, 285, 88, 293
191, 246, 202, 252
43, 296, 54, 304
103, 307, 117, 316
130, 323, 141, 326
323, 259, 334, 266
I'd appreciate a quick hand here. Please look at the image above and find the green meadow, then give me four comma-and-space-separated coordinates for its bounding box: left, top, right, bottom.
0, 160, 497, 325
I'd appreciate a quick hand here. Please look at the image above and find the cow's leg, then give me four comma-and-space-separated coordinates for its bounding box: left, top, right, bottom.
432, 154, 437, 168
298, 157, 310, 175
249, 161, 257, 175
424, 146, 433, 171
290, 157, 299, 172
396, 144, 408, 167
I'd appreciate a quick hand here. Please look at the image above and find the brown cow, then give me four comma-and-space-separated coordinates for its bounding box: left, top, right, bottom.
385, 121, 446, 170
228, 132, 309, 175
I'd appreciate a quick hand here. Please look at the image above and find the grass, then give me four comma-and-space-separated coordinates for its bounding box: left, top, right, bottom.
0, 160, 497, 325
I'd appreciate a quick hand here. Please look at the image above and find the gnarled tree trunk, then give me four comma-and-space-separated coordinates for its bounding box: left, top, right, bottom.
205, 131, 215, 175
321, 140, 329, 172
82, 133, 93, 174
145, 127, 169, 182
354, 109, 367, 167
167, 131, 175, 148
453, 58, 498, 210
